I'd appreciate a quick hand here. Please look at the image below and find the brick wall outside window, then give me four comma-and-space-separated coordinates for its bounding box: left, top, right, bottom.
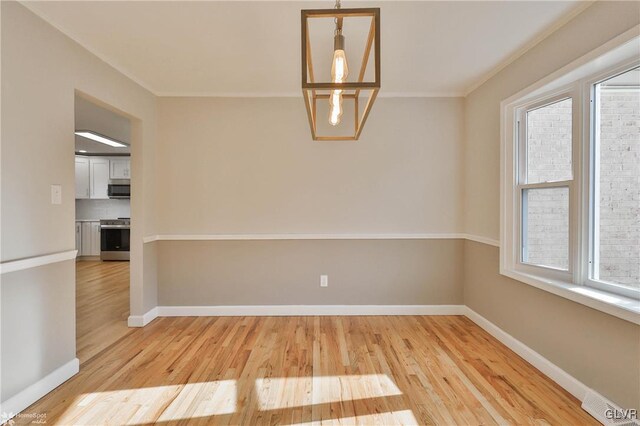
525, 99, 571, 270
597, 89, 640, 287
524, 90, 639, 289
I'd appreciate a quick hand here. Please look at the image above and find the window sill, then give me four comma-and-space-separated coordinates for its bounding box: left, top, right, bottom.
501, 269, 640, 325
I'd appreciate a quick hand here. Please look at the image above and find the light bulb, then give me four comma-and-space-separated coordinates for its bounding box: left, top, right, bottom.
329, 48, 349, 126
331, 49, 349, 83
329, 90, 343, 126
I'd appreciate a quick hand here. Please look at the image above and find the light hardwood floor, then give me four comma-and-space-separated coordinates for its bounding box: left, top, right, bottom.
17, 275, 597, 426
76, 260, 132, 364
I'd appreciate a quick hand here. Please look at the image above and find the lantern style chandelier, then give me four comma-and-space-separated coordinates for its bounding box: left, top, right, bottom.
301, 1, 380, 140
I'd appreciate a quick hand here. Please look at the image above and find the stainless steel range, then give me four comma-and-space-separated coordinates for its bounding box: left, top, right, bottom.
100, 218, 130, 261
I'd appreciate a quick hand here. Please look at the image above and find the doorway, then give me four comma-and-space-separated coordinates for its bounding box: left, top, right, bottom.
74, 94, 133, 364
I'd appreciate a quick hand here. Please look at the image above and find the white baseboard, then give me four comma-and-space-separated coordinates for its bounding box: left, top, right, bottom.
0, 358, 79, 422
127, 307, 158, 327
157, 304, 466, 317
463, 306, 590, 402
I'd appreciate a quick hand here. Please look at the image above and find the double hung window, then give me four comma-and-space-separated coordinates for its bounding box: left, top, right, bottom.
502, 44, 639, 314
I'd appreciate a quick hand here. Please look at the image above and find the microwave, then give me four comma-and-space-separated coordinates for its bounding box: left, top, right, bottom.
107, 181, 130, 199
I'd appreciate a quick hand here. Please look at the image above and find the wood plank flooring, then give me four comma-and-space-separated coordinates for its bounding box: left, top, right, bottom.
17, 300, 597, 425
76, 260, 132, 364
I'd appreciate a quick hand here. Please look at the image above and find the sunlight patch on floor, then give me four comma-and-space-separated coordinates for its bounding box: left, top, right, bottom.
255, 374, 402, 410
59, 380, 236, 425
57, 376, 409, 424
157, 380, 237, 422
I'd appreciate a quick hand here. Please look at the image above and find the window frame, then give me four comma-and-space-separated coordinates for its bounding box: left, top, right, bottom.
582, 60, 640, 300
500, 32, 640, 325
515, 90, 579, 284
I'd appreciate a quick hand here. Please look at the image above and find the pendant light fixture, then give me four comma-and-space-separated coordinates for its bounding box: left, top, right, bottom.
301, 1, 380, 140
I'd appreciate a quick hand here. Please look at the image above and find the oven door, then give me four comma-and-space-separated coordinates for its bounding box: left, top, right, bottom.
100, 226, 130, 261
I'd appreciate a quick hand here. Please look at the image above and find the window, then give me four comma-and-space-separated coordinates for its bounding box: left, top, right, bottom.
522, 186, 570, 270
588, 67, 640, 299
501, 35, 640, 318
519, 97, 574, 275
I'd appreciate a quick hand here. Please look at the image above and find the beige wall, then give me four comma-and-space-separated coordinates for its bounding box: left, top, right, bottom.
155, 97, 466, 307
464, 242, 640, 410
462, 0, 640, 410
1, 261, 75, 401
463, 0, 640, 240
155, 97, 466, 308
1, 1, 157, 402
158, 239, 463, 306
156, 97, 464, 235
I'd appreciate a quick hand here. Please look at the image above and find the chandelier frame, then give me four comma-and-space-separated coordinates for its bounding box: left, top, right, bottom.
301, 8, 381, 141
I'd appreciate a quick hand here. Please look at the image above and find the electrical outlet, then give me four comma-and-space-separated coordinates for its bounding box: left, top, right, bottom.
320, 275, 328, 287
51, 184, 62, 205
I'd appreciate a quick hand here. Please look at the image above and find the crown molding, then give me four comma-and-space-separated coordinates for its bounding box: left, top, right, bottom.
19, 1, 159, 95
156, 91, 465, 98
21, 1, 465, 99
378, 91, 465, 98
463, 1, 596, 97
157, 92, 299, 98
22, 0, 595, 100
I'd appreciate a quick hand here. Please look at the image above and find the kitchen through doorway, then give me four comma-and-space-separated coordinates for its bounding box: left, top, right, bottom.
74, 94, 133, 364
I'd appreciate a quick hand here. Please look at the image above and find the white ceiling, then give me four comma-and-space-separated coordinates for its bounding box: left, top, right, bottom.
24, 1, 586, 97
75, 95, 131, 154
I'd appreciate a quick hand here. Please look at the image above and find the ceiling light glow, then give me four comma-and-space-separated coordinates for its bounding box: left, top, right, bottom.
75, 130, 127, 148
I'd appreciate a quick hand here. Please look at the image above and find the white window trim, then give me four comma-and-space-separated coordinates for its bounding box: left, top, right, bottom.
515, 89, 578, 284
581, 61, 640, 301
500, 26, 640, 325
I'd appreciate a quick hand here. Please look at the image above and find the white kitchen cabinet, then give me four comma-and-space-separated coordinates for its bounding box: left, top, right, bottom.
110, 158, 131, 179
75, 221, 82, 253
80, 223, 91, 256
77, 156, 130, 199
80, 221, 101, 256
90, 158, 110, 199
75, 156, 90, 199
91, 222, 101, 255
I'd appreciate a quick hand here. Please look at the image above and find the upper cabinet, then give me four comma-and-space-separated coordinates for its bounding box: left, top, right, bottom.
90, 157, 110, 199
75, 156, 90, 199
76, 155, 130, 199
110, 158, 131, 179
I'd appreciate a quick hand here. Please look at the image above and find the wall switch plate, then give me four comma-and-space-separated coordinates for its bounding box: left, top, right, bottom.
51, 184, 62, 205
320, 275, 328, 287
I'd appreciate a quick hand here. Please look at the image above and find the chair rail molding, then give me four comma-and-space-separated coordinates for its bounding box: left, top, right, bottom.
142, 233, 500, 246
0, 250, 78, 274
